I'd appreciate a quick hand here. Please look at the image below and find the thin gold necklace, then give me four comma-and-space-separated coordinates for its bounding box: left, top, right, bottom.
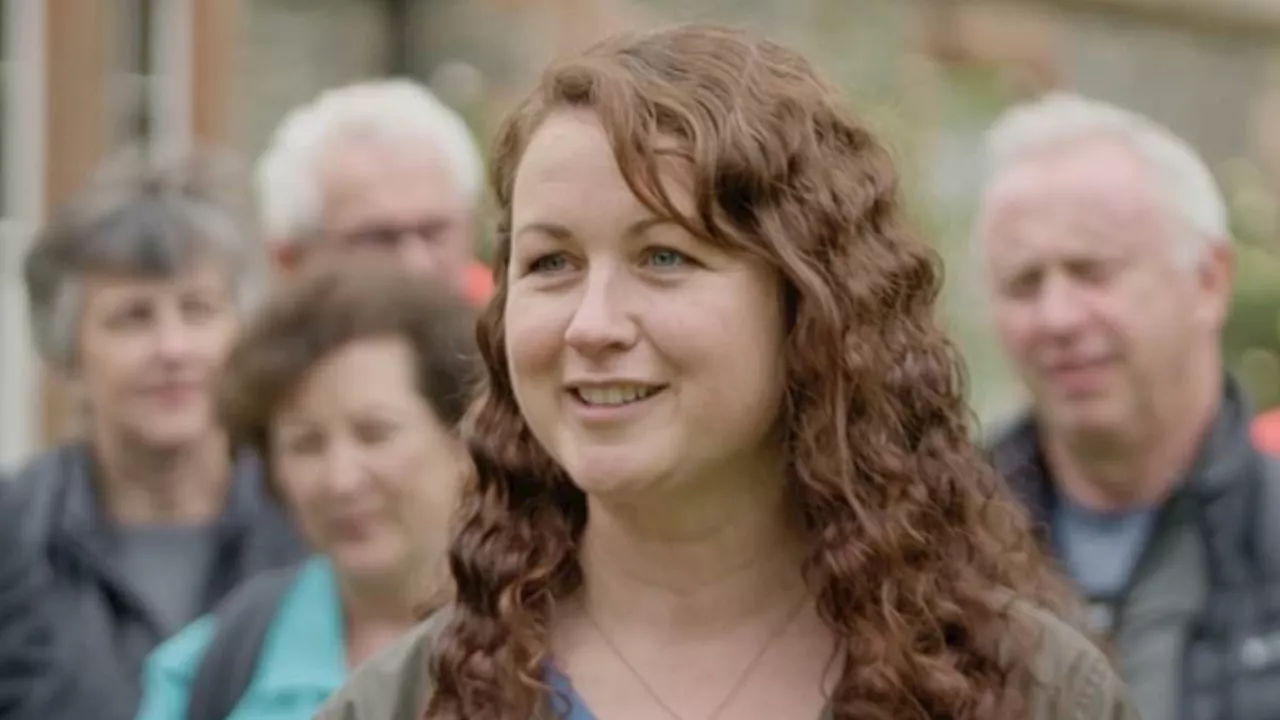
582, 592, 811, 720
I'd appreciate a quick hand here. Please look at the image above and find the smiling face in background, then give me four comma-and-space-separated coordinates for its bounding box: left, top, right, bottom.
76, 263, 240, 449
977, 134, 1230, 444
269, 336, 463, 587
502, 110, 787, 505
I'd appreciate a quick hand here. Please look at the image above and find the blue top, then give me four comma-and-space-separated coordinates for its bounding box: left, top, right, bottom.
134, 556, 346, 720
1052, 497, 1156, 598
547, 666, 598, 720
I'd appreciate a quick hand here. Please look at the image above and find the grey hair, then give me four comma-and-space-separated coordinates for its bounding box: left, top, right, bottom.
23, 148, 267, 370
254, 78, 484, 249
983, 92, 1229, 265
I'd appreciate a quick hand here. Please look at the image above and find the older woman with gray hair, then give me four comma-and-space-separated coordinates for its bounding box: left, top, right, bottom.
5, 150, 304, 720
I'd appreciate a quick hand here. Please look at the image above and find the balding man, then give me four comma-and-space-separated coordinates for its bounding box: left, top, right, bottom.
977, 93, 1280, 720
256, 79, 493, 304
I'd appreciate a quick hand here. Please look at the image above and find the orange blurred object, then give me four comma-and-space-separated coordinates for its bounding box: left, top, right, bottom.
273, 246, 494, 307
462, 260, 495, 306
1252, 409, 1280, 454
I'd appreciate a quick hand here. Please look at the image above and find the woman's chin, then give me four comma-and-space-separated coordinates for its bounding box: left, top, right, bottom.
567, 469, 660, 500
126, 414, 216, 450
328, 541, 408, 584
553, 443, 663, 487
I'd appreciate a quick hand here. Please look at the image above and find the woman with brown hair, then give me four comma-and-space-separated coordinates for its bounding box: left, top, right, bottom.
134, 256, 478, 720
320, 23, 1137, 720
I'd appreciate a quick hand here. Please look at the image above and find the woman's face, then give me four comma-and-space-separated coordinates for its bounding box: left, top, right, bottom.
270, 336, 464, 588
76, 263, 239, 449
504, 109, 787, 504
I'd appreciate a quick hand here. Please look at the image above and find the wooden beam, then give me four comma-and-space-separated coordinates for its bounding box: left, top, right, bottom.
45, 0, 109, 207
191, 0, 236, 148
41, 0, 111, 444
966, 0, 1280, 38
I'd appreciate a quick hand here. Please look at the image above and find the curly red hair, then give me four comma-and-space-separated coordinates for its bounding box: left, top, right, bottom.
428, 23, 1074, 720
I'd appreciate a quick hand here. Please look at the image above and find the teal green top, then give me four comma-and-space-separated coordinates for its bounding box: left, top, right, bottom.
134, 556, 347, 720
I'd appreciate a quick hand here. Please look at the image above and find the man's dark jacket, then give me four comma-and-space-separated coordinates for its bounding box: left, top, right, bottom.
988, 377, 1280, 720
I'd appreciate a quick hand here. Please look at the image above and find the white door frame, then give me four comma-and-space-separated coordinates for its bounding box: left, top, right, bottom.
0, 0, 46, 472
149, 0, 193, 160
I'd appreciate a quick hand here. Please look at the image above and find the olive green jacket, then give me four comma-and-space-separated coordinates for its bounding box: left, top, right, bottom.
316, 602, 1139, 720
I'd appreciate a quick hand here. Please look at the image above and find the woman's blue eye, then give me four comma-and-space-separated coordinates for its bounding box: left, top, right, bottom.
530, 253, 568, 273
648, 248, 687, 268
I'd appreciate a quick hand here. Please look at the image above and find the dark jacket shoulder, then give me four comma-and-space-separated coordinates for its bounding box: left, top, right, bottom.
8, 444, 76, 542
0, 475, 77, 720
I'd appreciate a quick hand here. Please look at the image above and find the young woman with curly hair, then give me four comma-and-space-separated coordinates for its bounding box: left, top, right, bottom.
318, 23, 1138, 720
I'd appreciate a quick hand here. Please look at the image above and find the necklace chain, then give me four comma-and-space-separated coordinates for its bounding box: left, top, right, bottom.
583, 593, 810, 720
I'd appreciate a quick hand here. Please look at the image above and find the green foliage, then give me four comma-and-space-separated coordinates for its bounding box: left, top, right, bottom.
1221, 161, 1280, 411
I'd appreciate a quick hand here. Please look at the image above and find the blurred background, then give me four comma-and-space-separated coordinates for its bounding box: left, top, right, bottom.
4, 0, 1280, 469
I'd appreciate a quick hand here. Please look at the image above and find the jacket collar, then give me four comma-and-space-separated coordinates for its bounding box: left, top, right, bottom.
50, 442, 270, 543
989, 373, 1265, 535
250, 556, 348, 695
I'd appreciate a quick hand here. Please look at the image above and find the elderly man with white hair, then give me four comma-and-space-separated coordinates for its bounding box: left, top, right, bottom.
978, 92, 1280, 720
256, 79, 493, 304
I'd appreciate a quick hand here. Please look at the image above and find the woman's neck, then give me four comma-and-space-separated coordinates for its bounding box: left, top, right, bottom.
554, 468, 837, 720
92, 429, 232, 525
341, 573, 423, 667
577, 468, 810, 641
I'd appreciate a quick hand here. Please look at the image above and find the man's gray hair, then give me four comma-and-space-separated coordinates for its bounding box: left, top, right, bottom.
23, 148, 267, 370
984, 92, 1229, 263
254, 78, 484, 250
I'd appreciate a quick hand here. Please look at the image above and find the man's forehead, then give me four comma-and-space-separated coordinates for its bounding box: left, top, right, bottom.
976, 139, 1181, 267
985, 135, 1153, 206
320, 131, 449, 181
319, 135, 466, 220
981, 139, 1167, 238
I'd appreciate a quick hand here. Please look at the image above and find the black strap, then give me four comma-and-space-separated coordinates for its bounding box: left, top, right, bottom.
1254, 453, 1280, 582
185, 564, 302, 720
